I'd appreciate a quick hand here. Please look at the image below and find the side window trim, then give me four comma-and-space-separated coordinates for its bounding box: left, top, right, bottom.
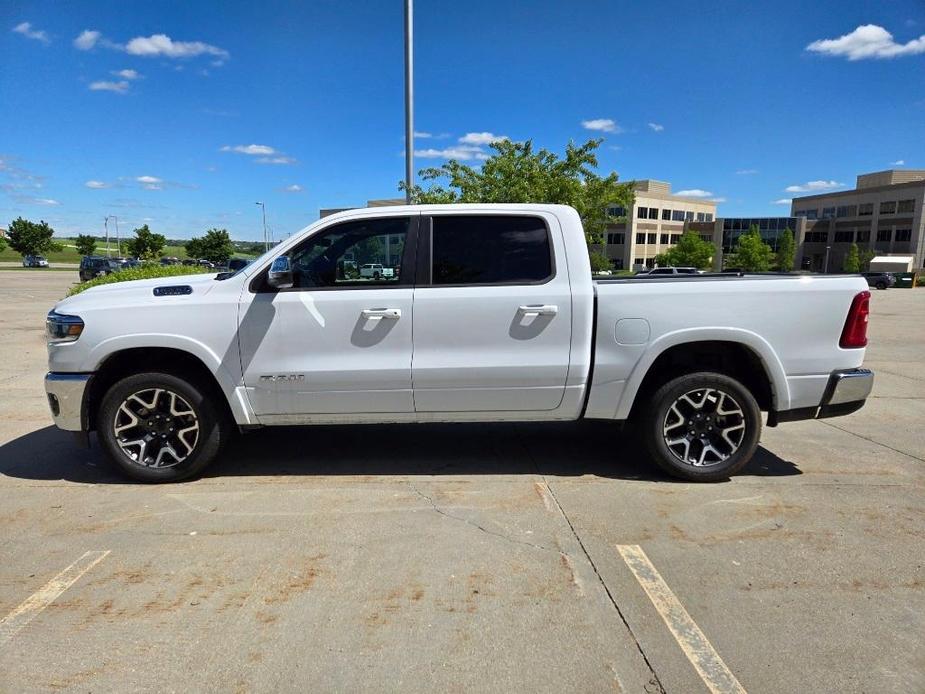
422, 213, 557, 288
250, 215, 419, 293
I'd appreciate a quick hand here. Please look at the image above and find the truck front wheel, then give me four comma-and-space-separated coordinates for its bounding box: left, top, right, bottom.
641, 372, 761, 482
98, 372, 229, 482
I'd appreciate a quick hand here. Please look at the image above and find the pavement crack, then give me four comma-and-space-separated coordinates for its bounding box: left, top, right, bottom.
817, 419, 925, 463
405, 481, 552, 552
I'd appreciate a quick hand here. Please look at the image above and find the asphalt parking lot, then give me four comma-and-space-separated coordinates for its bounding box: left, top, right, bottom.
1, 269, 923, 693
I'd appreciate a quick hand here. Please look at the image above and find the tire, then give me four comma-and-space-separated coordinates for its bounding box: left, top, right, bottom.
876, 282, 887, 290
373, 272, 380, 280
640, 372, 761, 482
98, 372, 230, 482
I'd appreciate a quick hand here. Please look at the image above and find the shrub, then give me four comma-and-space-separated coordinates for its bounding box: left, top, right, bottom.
68, 263, 211, 296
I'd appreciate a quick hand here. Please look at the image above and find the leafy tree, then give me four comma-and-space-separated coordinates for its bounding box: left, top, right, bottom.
185, 228, 236, 264
859, 248, 876, 272
6, 217, 55, 257
726, 225, 773, 271
75, 234, 97, 256
775, 228, 795, 271
653, 231, 713, 269
0, 235, 6, 253
842, 243, 860, 273
589, 250, 613, 273
400, 138, 635, 245
126, 224, 166, 260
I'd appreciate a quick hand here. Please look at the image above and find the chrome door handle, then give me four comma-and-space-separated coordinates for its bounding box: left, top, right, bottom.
518, 304, 557, 317
361, 308, 401, 320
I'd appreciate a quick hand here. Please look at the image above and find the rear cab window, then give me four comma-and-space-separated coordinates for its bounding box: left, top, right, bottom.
428, 215, 554, 285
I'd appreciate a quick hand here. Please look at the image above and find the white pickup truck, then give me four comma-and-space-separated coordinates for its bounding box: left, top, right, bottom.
45, 204, 874, 482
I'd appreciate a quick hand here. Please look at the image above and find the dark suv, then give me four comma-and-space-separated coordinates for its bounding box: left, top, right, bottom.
862, 272, 896, 290
79, 256, 121, 282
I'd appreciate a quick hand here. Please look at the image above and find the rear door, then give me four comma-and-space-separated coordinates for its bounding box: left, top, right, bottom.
411, 212, 572, 412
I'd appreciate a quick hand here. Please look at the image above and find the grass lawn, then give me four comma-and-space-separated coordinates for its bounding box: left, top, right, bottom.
0, 266, 77, 272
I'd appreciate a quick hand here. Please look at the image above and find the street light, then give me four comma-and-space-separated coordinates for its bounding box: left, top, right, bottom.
824, 245, 831, 274
404, 0, 413, 203
255, 202, 268, 252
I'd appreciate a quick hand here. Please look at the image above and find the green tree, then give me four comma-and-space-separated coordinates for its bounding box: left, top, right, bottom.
400, 138, 635, 246
727, 225, 773, 271
843, 243, 861, 272
125, 224, 166, 260
589, 250, 613, 273
75, 234, 97, 256
185, 228, 235, 264
859, 248, 876, 272
6, 217, 55, 257
775, 228, 795, 271
0, 235, 6, 253
653, 231, 714, 269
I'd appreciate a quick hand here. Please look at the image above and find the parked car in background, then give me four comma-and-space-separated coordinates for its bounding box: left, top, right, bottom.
227, 258, 251, 272
79, 256, 122, 281
862, 272, 895, 290
197, 259, 216, 269
22, 255, 49, 268
45, 204, 874, 484
359, 263, 386, 279
636, 266, 702, 276
160, 257, 182, 266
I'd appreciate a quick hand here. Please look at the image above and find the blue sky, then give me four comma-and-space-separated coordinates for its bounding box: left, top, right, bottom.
1, 0, 923, 241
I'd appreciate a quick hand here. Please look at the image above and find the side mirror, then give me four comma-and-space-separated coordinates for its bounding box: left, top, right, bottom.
267, 255, 293, 289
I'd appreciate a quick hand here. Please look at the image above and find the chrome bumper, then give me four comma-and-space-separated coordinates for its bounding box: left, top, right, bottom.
45, 372, 92, 431
822, 368, 874, 407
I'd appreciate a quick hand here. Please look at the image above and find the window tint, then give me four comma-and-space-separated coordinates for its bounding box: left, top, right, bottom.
431, 215, 552, 285
285, 217, 409, 289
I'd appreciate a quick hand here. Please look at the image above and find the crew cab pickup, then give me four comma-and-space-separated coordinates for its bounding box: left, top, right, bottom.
45, 204, 874, 482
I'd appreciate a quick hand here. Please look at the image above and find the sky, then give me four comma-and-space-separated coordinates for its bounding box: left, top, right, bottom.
1, 0, 924, 241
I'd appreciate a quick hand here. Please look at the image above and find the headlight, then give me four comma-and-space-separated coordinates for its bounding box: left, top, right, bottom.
46, 311, 84, 343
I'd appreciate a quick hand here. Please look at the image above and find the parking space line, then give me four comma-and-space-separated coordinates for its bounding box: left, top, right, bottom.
0, 550, 110, 645
617, 544, 746, 694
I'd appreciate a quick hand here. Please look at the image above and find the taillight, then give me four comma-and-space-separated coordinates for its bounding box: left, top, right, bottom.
840, 290, 870, 348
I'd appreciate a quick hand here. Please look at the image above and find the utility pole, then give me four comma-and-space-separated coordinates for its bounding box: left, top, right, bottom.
255, 202, 268, 252
824, 245, 831, 274
403, 0, 414, 203
103, 217, 110, 257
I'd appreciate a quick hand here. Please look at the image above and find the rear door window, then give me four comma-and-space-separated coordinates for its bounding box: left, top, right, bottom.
430, 215, 553, 285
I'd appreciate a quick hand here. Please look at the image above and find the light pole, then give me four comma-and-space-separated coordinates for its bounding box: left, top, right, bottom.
104, 216, 121, 256
255, 202, 268, 252
103, 217, 110, 257
824, 245, 831, 274
403, 0, 413, 203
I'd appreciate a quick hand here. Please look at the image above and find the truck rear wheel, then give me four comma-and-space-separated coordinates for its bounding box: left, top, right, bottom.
641, 372, 761, 482
98, 372, 229, 482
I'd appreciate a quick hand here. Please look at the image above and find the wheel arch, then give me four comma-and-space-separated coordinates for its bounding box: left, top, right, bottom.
618, 330, 788, 420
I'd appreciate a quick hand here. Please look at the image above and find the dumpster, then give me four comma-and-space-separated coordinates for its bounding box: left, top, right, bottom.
893, 272, 916, 289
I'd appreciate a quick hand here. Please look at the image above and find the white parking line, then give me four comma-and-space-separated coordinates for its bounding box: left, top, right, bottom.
0, 550, 110, 645
617, 544, 746, 694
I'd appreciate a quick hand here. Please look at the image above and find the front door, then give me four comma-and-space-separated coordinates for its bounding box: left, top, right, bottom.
238, 214, 418, 417
411, 213, 573, 412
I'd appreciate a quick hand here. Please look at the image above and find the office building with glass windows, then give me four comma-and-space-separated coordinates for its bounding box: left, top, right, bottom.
600, 180, 718, 270
789, 169, 924, 272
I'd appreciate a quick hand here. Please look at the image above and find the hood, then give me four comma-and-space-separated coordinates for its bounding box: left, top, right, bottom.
54, 272, 219, 314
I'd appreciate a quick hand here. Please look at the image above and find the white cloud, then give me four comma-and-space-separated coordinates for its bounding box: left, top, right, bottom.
675, 189, 714, 198
89, 80, 130, 93
124, 33, 229, 60
891, 159, 905, 166
773, 198, 793, 205
415, 145, 489, 161
221, 144, 276, 155
459, 132, 508, 145
28, 197, 60, 206
282, 184, 303, 193
710, 197, 727, 203
581, 118, 622, 133
736, 169, 759, 175
414, 131, 433, 139
85, 180, 110, 189
136, 175, 163, 190
647, 122, 664, 132
113, 69, 140, 80
12, 22, 49, 44
74, 29, 101, 50
784, 180, 843, 193
806, 24, 925, 60
256, 156, 296, 165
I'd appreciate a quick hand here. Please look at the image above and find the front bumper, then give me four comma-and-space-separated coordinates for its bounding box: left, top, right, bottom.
45, 372, 92, 431
770, 368, 874, 425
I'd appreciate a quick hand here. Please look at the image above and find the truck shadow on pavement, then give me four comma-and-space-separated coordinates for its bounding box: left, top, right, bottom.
0, 421, 801, 484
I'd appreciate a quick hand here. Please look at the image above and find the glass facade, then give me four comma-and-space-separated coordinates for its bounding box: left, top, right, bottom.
721, 217, 798, 253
